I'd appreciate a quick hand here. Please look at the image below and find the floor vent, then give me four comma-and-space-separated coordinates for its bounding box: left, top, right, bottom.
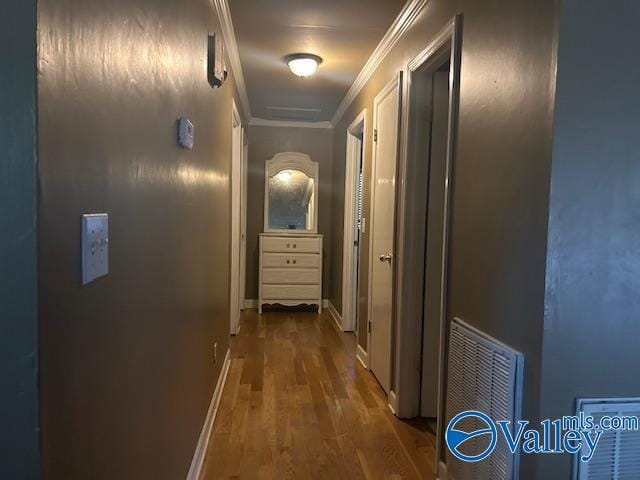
575, 398, 640, 480
445, 318, 524, 480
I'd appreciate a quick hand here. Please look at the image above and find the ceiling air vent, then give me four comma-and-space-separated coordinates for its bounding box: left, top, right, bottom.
575, 398, 640, 480
266, 106, 321, 122
446, 318, 524, 480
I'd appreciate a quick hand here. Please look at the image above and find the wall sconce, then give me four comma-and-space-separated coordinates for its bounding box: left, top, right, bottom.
208, 33, 228, 88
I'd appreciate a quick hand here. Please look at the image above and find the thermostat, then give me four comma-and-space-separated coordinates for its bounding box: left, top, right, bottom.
82, 213, 109, 285
178, 117, 194, 150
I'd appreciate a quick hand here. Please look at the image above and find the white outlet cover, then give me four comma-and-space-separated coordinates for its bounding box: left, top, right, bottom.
82, 213, 109, 285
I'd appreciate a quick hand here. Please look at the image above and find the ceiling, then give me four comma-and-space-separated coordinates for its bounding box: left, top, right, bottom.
229, 0, 407, 123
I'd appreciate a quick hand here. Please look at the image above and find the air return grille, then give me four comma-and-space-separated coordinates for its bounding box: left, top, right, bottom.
266, 106, 321, 122
446, 318, 524, 480
575, 398, 640, 480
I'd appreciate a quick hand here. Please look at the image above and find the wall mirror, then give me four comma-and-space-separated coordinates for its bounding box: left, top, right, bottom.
264, 152, 319, 234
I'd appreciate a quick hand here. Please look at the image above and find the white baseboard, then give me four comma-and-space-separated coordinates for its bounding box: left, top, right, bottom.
437, 460, 449, 480
186, 348, 231, 480
327, 300, 343, 332
388, 390, 398, 416
322, 298, 329, 308
356, 344, 368, 369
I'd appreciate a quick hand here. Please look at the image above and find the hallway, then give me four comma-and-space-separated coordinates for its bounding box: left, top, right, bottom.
5, 0, 640, 478
201, 310, 436, 479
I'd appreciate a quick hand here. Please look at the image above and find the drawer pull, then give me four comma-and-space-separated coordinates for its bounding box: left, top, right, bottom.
262, 254, 320, 268
293, 244, 297, 248
293, 260, 297, 264
286, 243, 290, 248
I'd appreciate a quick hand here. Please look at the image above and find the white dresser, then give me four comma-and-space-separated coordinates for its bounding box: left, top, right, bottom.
259, 234, 323, 313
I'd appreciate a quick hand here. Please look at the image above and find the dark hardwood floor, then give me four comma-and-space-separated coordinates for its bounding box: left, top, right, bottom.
201, 309, 437, 479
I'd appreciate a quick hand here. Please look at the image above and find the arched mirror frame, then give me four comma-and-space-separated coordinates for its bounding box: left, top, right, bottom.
264, 152, 319, 234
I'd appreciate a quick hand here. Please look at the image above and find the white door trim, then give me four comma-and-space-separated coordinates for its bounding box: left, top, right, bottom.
239, 132, 249, 311
367, 74, 402, 393
229, 100, 243, 335
393, 16, 462, 475
341, 109, 367, 333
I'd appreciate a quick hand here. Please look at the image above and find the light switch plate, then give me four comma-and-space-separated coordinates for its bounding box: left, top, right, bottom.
82, 213, 109, 285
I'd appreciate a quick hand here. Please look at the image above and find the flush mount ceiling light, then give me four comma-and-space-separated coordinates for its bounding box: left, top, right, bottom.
285, 53, 323, 78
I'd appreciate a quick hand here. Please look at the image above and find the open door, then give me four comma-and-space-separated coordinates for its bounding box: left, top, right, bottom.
392, 17, 462, 477
421, 66, 450, 418
341, 110, 367, 333
239, 132, 248, 312
229, 101, 243, 335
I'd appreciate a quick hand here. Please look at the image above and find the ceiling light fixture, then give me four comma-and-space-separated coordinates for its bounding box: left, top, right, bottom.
285, 53, 323, 78
276, 170, 292, 182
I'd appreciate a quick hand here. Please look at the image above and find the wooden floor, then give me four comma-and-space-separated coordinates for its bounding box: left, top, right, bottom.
201, 309, 437, 479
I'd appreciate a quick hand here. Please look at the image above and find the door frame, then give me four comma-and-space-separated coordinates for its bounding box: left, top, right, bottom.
393, 15, 462, 473
341, 108, 367, 333
230, 100, 243, 335
239, 131, 249, 312
367, 73, 403, 394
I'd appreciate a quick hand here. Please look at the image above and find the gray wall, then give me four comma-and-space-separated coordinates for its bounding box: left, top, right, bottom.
540, 1, 640, 478
245, 125, 334, 300
330, 1, 558, 477
0, 1, 40, 478
37, 0, 242, 477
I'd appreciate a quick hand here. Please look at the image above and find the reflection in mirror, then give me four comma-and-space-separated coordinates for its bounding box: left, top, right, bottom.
268, 169, 315, 231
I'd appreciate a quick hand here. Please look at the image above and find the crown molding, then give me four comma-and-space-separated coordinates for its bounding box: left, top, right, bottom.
249, 118, 333, 129
212, 0, 252, 119
330, 0, 429, 126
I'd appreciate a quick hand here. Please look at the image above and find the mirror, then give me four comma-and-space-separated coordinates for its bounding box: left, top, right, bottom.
268, 170, 315, 230
264, 152, 319, 233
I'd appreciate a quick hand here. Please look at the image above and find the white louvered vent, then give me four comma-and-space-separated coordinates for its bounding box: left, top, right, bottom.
356, 171, 364, 231
446, 318, 524, 480
575, 398, 640, 480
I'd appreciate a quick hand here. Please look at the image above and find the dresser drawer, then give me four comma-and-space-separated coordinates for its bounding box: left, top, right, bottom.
262, 268, 319, 285
262, 253, 320, 268
262, 284, 320, 300
261, 236, 321, 254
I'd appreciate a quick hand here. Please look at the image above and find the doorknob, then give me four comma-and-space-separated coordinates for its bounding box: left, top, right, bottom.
379, 253, 392, 263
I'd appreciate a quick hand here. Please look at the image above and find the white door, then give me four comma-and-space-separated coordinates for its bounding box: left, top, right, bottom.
352, 140, 364, 332
369, 78, 400, 393
239, 134, 248, 312
230, 102, 242, 335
